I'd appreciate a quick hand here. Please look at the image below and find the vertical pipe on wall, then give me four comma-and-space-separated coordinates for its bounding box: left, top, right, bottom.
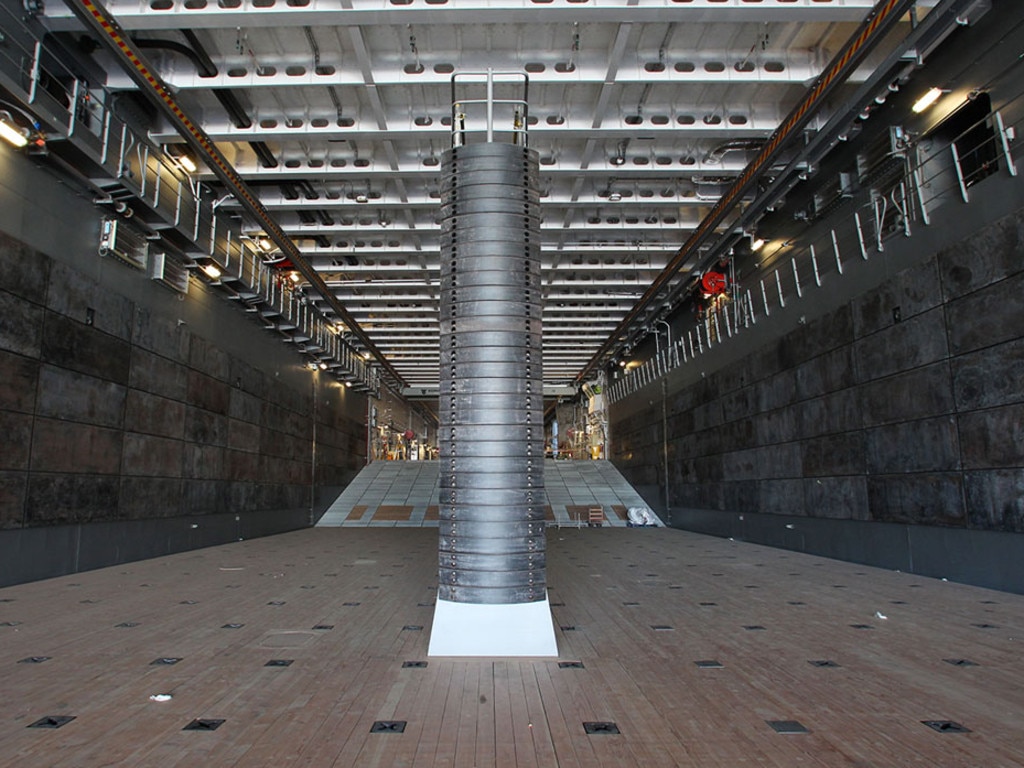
661, 377, 670, 525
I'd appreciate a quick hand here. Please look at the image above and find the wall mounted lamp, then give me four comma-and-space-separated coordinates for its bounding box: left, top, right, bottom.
0, 114, 28, 147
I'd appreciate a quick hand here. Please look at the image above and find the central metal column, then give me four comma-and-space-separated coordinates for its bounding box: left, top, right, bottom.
428, 73, 556, 656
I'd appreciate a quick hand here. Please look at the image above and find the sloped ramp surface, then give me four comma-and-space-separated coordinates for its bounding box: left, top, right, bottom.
316, 460, 655, 528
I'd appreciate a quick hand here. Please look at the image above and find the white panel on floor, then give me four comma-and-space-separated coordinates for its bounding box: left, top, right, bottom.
428, 598, 558, 657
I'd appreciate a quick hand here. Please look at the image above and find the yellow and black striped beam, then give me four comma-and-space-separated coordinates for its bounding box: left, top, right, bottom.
66, 0, 407, 387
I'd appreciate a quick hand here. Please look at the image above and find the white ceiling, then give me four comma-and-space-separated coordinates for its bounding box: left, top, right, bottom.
43, 0, 937, 388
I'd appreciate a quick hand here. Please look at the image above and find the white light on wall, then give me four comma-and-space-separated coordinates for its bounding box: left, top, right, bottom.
177, 154, 198, 173
0, 117, 28, 148
750, 237, 765, 251
201, 263, 222, 279
912, 87, 944, 113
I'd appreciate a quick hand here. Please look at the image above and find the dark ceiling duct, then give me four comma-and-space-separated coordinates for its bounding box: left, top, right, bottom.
135, 31, 277, 168
703, 138, 766, 165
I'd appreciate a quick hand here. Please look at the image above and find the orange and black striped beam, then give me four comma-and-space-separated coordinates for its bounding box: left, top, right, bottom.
66, 0, 407, 387
577, 0, 917, 384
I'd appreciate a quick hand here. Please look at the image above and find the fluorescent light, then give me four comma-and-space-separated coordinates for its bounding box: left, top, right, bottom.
178, 154, 197, 173
912, 87, 943, 114
0, 118, 28, 148
201, 264, 222, 279
258, 237, 273, 251
751, 237, 765, 251
289, 271, 301, 283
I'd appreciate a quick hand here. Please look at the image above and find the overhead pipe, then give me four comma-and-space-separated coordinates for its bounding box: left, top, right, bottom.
136, 32, 277, 168
65, 0, 406, 386
576, 0, 919, 385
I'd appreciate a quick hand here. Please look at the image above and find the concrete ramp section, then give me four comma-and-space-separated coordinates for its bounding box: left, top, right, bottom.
316, 460, 655, 528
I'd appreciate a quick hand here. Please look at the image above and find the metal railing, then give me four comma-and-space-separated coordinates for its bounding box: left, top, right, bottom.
0, 1, 379, 394
608, 85, 1023, 405
450, 70, 529, 147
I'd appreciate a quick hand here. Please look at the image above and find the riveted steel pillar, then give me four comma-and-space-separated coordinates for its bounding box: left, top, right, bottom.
428, 141, 557, 656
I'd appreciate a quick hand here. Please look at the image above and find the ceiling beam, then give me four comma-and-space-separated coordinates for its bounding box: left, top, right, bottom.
63, 0, 408, 387
576, 0, 921, 384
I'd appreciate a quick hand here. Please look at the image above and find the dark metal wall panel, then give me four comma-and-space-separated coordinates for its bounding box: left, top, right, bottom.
0, 142, 367, 586
668, 508, 1024, 595
0, 508, 310, 587
611, 177, 1024, 593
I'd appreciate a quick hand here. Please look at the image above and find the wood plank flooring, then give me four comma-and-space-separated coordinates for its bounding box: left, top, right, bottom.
1, 527, 1022, 767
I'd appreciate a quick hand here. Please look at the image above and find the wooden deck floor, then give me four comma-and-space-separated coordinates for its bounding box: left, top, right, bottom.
1, 527, 1022, 767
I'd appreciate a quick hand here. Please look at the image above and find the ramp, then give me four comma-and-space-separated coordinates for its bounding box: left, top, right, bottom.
316, 460, 654, 527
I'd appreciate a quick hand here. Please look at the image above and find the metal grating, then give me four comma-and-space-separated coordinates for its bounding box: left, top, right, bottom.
370, 721, 407, 734
695, 660, 724, 669
922, 720, 971, 734
583, 722, 620, 735
767, 720, 810, 734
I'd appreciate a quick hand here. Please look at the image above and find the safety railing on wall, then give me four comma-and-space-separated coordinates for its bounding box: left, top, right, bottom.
0, 1, 379, 395
608, 83, 1022, 405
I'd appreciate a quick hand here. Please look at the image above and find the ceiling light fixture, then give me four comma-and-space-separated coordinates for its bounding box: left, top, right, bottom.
912, 87, 944, 113
201, 263, 222, 279
177, 154, 197, 173
750, 237, 765, 251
